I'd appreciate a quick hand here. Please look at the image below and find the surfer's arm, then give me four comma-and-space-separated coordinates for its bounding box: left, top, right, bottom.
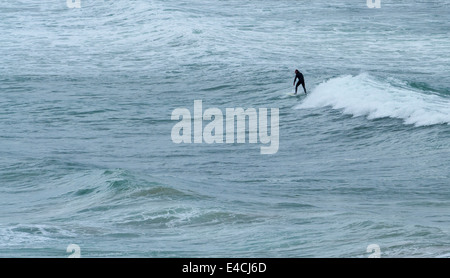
293, 76, 297, 85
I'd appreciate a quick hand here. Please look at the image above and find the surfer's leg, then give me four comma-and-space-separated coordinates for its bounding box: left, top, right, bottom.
302, 82, 307, 95
295, 81, 300, 94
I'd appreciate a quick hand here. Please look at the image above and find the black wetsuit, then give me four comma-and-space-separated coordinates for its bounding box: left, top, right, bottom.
294, 71, 307, 94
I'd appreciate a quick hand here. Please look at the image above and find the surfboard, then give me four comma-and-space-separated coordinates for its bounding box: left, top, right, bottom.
286, 92, 308, 97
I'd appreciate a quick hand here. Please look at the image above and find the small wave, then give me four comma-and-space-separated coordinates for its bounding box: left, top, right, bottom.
118, 208, 260, 229
296, 74, 450, 127
0, 224, 77, 247
43, 169, 208, 222
129, 186, 199, 200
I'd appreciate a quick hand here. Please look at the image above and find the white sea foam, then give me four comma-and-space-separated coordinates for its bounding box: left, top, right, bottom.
296, 74, 450, 127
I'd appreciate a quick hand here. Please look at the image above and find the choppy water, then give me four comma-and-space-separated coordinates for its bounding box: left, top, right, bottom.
0, 0, 449, 257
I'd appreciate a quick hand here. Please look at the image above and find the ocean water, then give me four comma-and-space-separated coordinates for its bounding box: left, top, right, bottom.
0, 0, 449, 258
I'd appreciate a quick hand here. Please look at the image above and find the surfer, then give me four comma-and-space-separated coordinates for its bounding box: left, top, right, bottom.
293, 69, 307, 95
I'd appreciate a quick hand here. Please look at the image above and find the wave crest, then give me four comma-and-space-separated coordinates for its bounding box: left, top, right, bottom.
296, 74, 450, 127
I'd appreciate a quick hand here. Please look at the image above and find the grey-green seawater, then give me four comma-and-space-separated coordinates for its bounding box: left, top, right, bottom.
0, 0, 449, 257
